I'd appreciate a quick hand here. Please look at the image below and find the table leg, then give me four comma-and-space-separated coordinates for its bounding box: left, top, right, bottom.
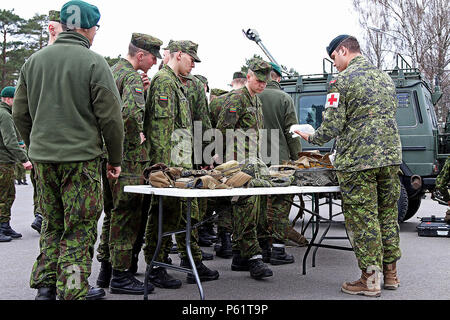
302, 193, 321, 275
144, 195, 164, 300
312, 193, 333, 266
185, 198, 205, 300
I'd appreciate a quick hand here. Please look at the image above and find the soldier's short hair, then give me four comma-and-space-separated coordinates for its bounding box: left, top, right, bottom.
128, 42, 150, 57
232, 78, 247, 86
270, 70, 281, 81
336, 36, 361, 54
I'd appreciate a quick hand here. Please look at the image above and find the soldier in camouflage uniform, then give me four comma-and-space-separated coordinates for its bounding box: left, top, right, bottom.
215, 58, 274, 279
297, 35, 402, 297
13, 0, 124, 300
0, 86, 32, 242
143, 40, 219, 288
257, 62, 304, 265
435, 157, 450, 222
95, 33, 162, 295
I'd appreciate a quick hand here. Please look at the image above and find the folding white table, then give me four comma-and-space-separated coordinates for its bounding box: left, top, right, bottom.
124, 185, 343, 300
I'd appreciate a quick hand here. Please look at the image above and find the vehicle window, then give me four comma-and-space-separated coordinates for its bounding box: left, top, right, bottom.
425, 93, 438, 129
298, 95, 326, 129
396, 92, 417, 127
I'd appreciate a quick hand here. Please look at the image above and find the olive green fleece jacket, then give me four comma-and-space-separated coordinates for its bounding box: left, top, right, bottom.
13, 31, 124, 166
258, 81, 302, 164
0, 102, 28, 164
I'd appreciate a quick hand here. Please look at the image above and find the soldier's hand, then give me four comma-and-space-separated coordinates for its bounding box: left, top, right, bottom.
141, 73, 150, 91
22, 161, 33, 170
107, 164, 121, 179
140, 132, 146, 144
294, 130, 311, 141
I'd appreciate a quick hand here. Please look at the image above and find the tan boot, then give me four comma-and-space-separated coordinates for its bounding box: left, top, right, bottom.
341, 270, 381, 297
383, 262, 400, 290
445, 209, 450, 223
287, 226, 309, 247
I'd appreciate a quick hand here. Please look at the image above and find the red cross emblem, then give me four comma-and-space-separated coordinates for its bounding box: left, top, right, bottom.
325, 93, 340, 108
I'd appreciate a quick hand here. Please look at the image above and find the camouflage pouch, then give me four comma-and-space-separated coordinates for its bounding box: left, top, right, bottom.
215, 160, 240, 176
194, 176, 230, 189
225, 171, 252, 188
248, 178, 273, 188
270, 176, 294, 187
149, 170, 174, 188
293, 167, 338, 186
241, 158, 271, 179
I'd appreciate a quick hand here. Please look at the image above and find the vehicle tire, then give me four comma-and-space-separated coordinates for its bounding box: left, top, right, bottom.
397, 183, 408, 223
402, 197, 422, 222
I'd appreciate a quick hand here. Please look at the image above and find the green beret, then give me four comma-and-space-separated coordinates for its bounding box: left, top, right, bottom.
60, 0, 100, 29
232, 71, 247, 80
167, 40, 201, 63
248, 58, 271, 82
131, 33, 163, 59
194, 74, 209, 92
48, 10, 60, 22
210, 88, 228, 96
269, 62, 282, 77
326, 34, 350, 57
1, 86, 15, 98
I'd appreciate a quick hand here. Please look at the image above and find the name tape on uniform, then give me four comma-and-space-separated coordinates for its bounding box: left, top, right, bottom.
325, 93, 340, 108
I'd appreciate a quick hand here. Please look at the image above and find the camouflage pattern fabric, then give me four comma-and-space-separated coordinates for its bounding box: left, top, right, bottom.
0, 163, 15, 223
209, 91, 231, 129
309, 55, 402, 172
96, 157, 114, 263
108, 161, 147, 270
143, 197, 202, 263
436, 157, 450, 202
30, 167, 42, 217
30, 158, 103, 300
216, 85, 264, 163
214, 197, 233, 234
182, 75, 211, 136
336, 165, 401, 271
111, 58, 150, 162
15, 162, 26, 181
259, 194, 293, 244
215, 85, 266, 259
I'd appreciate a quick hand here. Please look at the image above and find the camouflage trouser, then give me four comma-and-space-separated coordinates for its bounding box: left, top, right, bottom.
30, 167, 42, 217
215, 198, 233, 234
0, 163, 15, 223
336, 165, 402, 272
143, 197, 202, 264
258, 194, 292, 245
231, 195, 263, 259
108, 161, 147, 271
96, 157, 115, 263
15, 162, 26, 181
30, 158, 103, 300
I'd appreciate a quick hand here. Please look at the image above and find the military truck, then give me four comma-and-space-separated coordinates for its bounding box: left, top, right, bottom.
244, 29, 448, 222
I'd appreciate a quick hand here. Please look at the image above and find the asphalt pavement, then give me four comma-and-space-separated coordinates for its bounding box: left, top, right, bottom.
1, 175, 449, 301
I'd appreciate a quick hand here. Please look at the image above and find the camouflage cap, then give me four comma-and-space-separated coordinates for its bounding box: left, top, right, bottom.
163, 39, 174, 50
131, 33, 163, 59
167, 40, 201, 63
48, 10, 60, 22
232, 71, 247, 80
210, 88, 228, 96
248, 58, 271, 82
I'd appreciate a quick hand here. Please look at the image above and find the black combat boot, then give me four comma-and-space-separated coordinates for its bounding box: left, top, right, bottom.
199, 225, 217, 242
215, 232, 232, 258
96, 261, 112, 288
148, 267, 182, 289
22, 179, 28, 185
270, 246, 295, 265
259, 239, 271, 263
109, 269, 154, 295
248, 258, 273, 279
231, 250, 249, 271
0, 222, 22, 239
180, 259, 220, 284
201, 249, 214, 261
0, 228, 12, 242
86, 286, 105, 300
198, 235, 213, 247
35, 287, 56, 300
31, 214, 43, 234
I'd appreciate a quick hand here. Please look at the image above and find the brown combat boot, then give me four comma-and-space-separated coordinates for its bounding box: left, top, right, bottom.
445, 209, 450, 223
287, 226, 309, 247
383, 262, 400, 290
341, 270, 381, 297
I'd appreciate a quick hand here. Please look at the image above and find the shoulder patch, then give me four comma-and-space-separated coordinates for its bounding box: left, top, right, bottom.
325, 93, 340, 108
159, 95, 168, 101
229, 106, 237, 113
329, 79, 336, 85
134, 88, 143, 94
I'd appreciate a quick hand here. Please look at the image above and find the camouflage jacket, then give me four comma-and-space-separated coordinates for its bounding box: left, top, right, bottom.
209, 90, 231, 128
309, 55, 402, 172
182, 75, 212, 132
258, 81, 302, 164
111, 58, 149, 162
144, 64, 193, 169
0, 102, 28, 164
216, 86, 264, 163
436, 157, 450, 202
